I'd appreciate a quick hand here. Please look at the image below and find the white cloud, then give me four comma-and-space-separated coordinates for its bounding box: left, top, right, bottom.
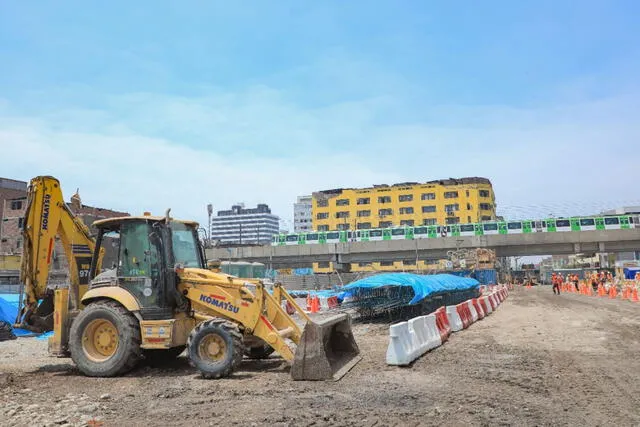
1, 85, 639, 227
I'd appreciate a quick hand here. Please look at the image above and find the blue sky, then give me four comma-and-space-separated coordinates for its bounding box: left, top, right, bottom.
1, 1, 639, 227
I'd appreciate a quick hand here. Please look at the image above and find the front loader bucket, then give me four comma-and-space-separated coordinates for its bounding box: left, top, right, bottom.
291, 313, 361, 381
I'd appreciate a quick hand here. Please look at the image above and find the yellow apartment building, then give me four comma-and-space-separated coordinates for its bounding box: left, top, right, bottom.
310, 177, 496, 273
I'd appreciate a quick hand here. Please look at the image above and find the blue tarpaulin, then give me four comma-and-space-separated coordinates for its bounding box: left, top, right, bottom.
0, 293, 40, 337
339, 273, 480, 305
623, 267, 640, 280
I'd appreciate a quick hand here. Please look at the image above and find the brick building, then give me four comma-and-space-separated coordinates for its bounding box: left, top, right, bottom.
0, 183, 128, 285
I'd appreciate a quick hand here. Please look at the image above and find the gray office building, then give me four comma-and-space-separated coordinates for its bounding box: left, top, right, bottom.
211, 203, 279, 245
293, 195, 313, 233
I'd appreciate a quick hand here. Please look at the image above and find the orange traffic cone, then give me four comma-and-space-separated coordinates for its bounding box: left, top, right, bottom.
311, 296, 320, 313
631, 288, 639, 303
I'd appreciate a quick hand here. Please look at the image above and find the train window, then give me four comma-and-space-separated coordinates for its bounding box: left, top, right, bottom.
580, 219, 595, 226
507, 222, 522, 230
556, 219, 570, 227
460, 224, 474, 232
604, 217, 619, 225
391, 229, 405, 236
286, 235, 298, 242
306, 233, 319, 240
414, 227, 428, 234
370, 230, 383, 237
326, 232, 339, 239
483, 223, 498, 231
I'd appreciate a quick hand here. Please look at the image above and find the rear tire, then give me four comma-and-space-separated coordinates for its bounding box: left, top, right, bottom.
69, 300, 141, 377
187, 319, 244, 379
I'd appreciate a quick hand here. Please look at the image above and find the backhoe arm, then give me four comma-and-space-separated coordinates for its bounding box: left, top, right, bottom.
17, 176, 102, 331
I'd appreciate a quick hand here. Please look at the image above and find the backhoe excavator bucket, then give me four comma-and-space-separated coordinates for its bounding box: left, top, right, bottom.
291, 313, 361, 381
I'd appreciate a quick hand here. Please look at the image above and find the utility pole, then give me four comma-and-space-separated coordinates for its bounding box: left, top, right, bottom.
207, 204, 213, 248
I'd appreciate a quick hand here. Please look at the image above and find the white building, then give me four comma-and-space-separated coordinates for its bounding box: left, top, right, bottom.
293, 195, 312, 233
211, 203, 279, 245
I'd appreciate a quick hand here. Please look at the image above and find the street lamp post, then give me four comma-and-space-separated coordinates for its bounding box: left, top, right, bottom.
207, 204, 213, 249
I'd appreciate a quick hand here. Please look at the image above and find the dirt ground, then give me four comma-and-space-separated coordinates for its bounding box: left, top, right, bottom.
2, 286, 640, 427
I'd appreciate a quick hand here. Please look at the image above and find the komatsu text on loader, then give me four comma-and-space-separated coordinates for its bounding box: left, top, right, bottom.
16, 176, 360, 380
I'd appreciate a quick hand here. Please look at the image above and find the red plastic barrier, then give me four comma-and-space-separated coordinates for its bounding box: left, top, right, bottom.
435, 307, 451, 342
456, 303, 471, 329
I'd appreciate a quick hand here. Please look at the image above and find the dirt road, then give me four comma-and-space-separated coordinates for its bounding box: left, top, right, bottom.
2, 287, 640, 426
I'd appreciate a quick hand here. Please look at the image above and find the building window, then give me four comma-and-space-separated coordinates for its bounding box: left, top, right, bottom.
378, 196, 392, 204
479, 190, 490, 198
379, 221, 392, 228
317, 261, 330, 268
399, 207, 414, 215
337, 223, 350, 230
18, 217, 24, 229
357, 222, 371, 229
400, 220, 414, 226
378, 208, 393, 216
316, 212, 329, 220
423, 219, 436, 226
444, 191, 458, 199
399, 194, 413, 202
422, 205, 436, 213
446, 217, 460, 224
357, 210, 371, 217
357, 198, 370, 205
336, 211, 350, 218
10, 200, 22, 210
421, 193, 436, 200
379, 261, 394, 267
445, 203, 459, 212
336, 199, 349, 206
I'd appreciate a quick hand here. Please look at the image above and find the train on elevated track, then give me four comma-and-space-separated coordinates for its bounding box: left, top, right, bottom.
273, 215, 638, 246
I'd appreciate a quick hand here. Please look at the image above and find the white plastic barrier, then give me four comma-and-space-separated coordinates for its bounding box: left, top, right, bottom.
445, 306, 464, 332
483, 296, 493, 314
386, 322, 414, 365
387, 314, 443, 365
467, 300, 479, 322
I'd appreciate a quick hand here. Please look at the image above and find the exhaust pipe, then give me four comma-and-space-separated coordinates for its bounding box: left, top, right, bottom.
291, 313, 361, 381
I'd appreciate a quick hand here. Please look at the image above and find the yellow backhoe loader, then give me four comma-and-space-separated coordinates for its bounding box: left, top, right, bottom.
16, 176, 360, 380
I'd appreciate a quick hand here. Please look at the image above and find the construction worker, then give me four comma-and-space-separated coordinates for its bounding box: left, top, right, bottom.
572, 273, 579, 292
552, 273, 560, 295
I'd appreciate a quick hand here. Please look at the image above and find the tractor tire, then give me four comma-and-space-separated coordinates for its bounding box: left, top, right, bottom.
143, 346, 186, 367
69, 300, 141, 377
244, 344, 275, 360
187, 318, 244, 379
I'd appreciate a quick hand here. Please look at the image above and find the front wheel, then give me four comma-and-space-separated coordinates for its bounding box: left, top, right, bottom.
69, 300, 141, 377
187, 319, 244, 379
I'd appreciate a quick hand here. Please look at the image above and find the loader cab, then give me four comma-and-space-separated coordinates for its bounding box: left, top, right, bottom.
89, 215, 204, 319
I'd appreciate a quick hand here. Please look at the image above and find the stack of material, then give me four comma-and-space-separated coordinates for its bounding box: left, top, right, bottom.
338, 273, 480, 321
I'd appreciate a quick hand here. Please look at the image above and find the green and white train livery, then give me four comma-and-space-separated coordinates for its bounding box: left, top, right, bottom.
272, 215, 638, 246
